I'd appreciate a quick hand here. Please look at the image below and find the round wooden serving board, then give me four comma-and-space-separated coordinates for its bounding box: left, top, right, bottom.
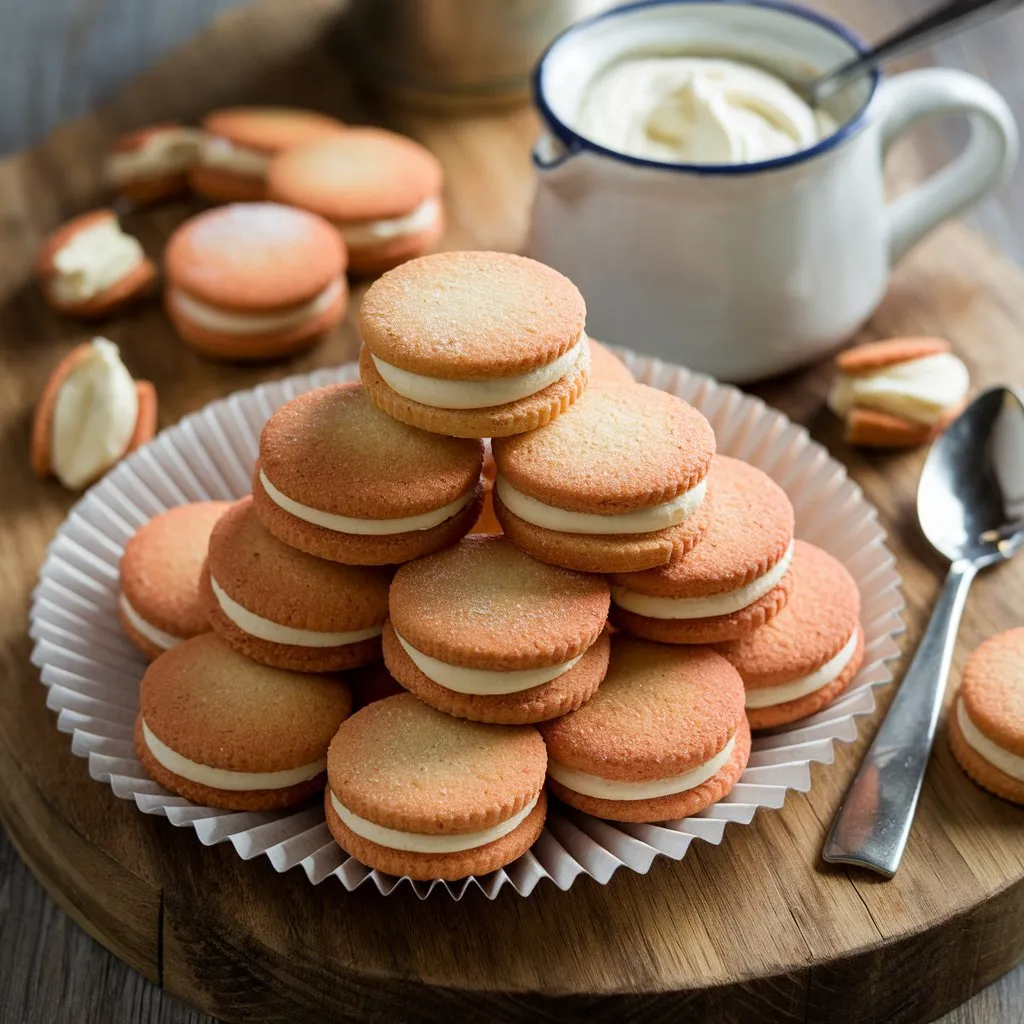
0, 2, 1021, 1021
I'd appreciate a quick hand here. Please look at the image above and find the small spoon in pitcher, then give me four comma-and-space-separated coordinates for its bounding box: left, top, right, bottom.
797, 0, 1023, 105
823, 386, 1024, 877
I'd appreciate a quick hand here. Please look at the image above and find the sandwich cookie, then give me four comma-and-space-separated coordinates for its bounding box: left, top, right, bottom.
539, 636, 750, 822
190, 106, 347, 202
36, 209, 156, 318
164, 202, 347, 361
492, 383, 715, 573
325, 693, 548, 880
254, 382, 483, 564
829, 337, 969, 448
104, 122, 205, 203
267, 129, 444, 274
136, 633, 352, 811
588, 338, 635, 385
119, 500, 232, 660
32, 338, 157, 490
949, 628, 1024, 804
201, 497, 392, 672
358, 251, 589, 438
714, 541, 863, 728
610, 456, 795, 643
384, 535, 611, 724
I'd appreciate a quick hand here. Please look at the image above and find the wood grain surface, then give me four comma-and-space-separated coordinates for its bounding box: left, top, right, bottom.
1, 1, 1022, 1023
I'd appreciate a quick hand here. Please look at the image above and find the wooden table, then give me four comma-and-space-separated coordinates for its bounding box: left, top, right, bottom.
1, 2, 1022, 1022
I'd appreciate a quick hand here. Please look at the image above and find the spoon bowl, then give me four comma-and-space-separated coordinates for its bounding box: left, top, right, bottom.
824, 385, 1024, 877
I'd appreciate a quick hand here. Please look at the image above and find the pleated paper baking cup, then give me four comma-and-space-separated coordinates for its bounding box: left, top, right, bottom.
29, 352, 904, 900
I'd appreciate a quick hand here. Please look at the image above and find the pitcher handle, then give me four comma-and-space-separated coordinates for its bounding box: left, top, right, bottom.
876, 68, 1017, 265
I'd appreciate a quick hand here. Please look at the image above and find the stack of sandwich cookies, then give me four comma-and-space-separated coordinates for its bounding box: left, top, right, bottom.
324, 694, 548, 880
384, 536, 611, 723
136, 634, 352, 811
201, 497, 392, 672
119, 501, 232, 659
358, 252, 589, 438
164, 203, 347, 361
540, 636, 749, 822
36, 210, 155, 318
949, 628, 1024, 804
492, 384, 715, 572
610, 456, 794, 643
104, 123, 205, 204
267, 129, 444, 274
714, 541, 863, 729
829, 337, 970, 447
190, 106, 347, 202
253, 382, 483, 564
32, 338, 157, 491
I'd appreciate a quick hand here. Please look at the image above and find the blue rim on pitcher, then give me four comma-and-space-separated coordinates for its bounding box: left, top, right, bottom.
531, 0, 880, 175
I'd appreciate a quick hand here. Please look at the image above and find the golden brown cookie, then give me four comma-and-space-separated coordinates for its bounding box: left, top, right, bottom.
325, 694, 547, 879
540, 635, 749, 822
136, 634, 351, 811
104, 122, 204, 203
201, 497, 392, 672
491, 383, 715, 572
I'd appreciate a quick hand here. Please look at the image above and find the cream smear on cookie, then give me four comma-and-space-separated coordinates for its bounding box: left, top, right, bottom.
49, 218, 145, 304
495, 475, 707, 535
197, 135, 271, 177
611, 540, 794, 619
329, 790, 539, 853
370, 332, 589, 410
394, 630, 584, 695
828, 353, 970, 425
142, 721, 325, 791
105, 127, 205, 184
259, 470, 476, 535
51, 338, 138, 490
744, 627, 859, 708
170, 276, 343, 335
957, 699, 1024, 782
548, 733, 736, 800
210, 577, 382, 648
118, 593, 183, 651
339, 197, 440, 247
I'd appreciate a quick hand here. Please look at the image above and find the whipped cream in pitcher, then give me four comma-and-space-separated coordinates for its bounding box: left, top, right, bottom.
577, 56, 835, 164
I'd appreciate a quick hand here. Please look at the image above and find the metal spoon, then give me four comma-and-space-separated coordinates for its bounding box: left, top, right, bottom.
823, 386, 1024, 877
801, 0, 1024, 105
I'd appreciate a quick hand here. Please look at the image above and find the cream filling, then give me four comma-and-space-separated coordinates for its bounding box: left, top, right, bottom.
49, 218, 145, 304
51, 338, 139, 490
259, 469, 475, 536
105, 127, 205, 184
828, 353, 970, 426
197, 135, 270, 177
340, 197, 440, 247
549, 734, 736, 801
395, 630, 583, 695
330, 790, 539, 853
142, 721, 325, 791
957, 698, 1024, 782
170, 276, 343, 335
118, 593, 182, 651
611, 540, 795, 620
745, 628, 860, 709
495, 475, 707, 536
370, 332, 589, 411
210, 577, 383, 649
577, 56, 835, 165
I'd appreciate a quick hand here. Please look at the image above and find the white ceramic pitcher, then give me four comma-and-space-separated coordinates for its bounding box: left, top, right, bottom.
528, 0, 1018, 382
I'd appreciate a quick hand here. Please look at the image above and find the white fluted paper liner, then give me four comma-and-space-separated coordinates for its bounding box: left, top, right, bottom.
29, 352, 904, 900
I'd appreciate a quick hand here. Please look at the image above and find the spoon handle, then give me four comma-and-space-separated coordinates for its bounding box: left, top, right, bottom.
811, 0, 1024, 103
822, 557, 978, 876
